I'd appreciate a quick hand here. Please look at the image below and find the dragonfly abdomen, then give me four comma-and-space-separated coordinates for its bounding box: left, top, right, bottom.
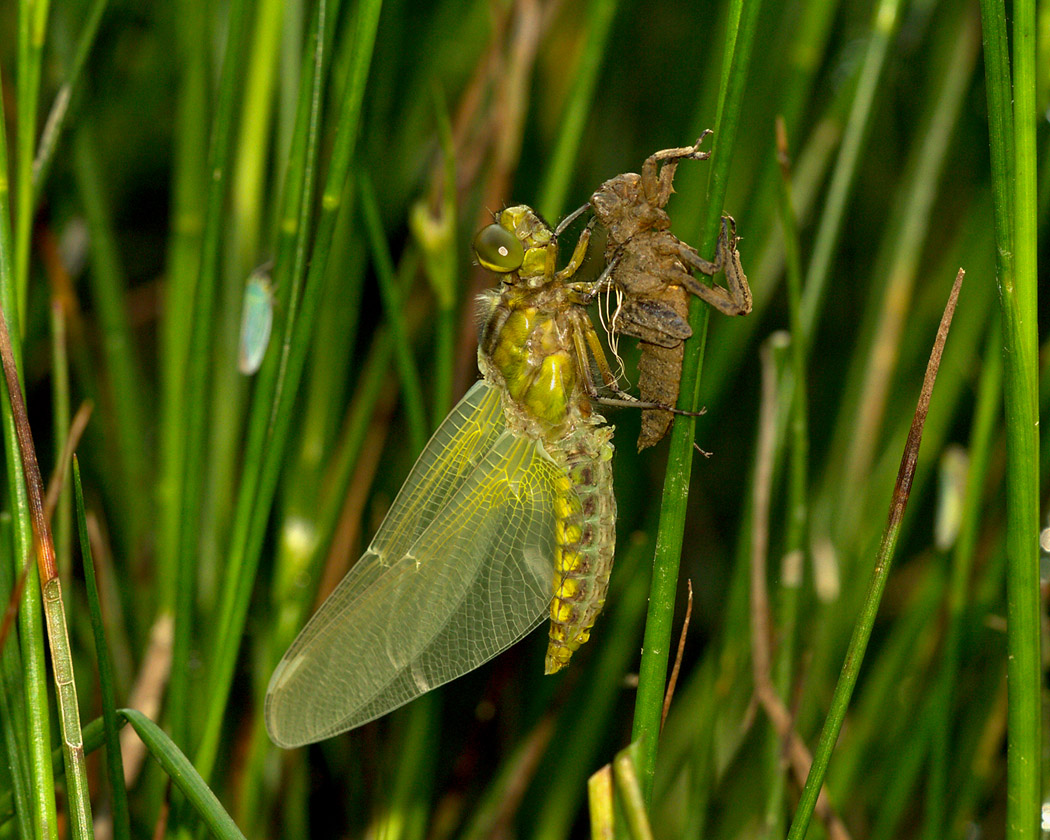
545, 424, 616, 674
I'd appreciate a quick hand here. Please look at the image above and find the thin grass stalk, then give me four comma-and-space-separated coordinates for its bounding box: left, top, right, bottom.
232, 0, 288, 268
631, 0, 763, 803
797, 0, 903, 338
613, 744, 655, 840
168, 0, 253, 756
535, 0, 619, 221
1003, 0, 1042, 828
194, 0, 332, 779
841, 8, 979, 493
413, 86, 457, 421
14, 0, 50, 327
785, 269, 963, 840
751, 336, 786, 837
32, 0, 109, 200
271, 263, 401, 653
360, 173, 428, 452
73, 126, 152, 538
685, 2, 848, 407
533, 534, 652, 840
828, 559, 947, 795
49, 300, 71, 588
0, 516, 32, 839
117, 709, 247, 840
195, 0, 383, 781
977, 0, 1040, 829
869, 691, 938, 840
0, 57, 59, 840
281, 206, 365, 522
770, 117, 809, 826
74, 456, 132, 840
923, 322, 1002, 839
0, 715, 122, 828
157, 0, 208, 614
0, 299, 93, 837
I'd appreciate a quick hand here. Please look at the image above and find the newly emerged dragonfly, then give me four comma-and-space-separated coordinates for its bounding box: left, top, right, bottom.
266, 206, 663, 747
587, 134, 751, 449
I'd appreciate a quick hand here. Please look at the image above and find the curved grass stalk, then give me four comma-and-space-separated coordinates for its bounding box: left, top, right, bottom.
786, 269, 964, 840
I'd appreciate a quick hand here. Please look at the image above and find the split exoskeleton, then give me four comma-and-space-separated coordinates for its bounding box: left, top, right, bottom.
564, 132, 753, 449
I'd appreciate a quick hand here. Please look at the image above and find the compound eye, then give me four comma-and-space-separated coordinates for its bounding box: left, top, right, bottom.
473, 224, 524, 272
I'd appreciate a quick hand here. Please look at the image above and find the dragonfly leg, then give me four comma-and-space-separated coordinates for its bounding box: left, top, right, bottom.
642, 130, 714, 207
676, 218, 752, 317
573, 310, 704, 416
555, 218, 597, 283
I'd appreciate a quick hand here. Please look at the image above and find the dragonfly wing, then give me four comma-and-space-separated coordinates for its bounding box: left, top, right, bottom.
266, 389, 561, 747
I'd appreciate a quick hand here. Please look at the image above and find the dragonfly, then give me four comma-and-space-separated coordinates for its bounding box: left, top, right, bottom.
585, 133, 752, 449
265, 205, 682, 748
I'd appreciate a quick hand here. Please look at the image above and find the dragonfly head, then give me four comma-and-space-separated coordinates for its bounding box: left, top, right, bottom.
474, 205, 558, 288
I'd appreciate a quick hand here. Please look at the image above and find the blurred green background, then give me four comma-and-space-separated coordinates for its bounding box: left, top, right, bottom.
0, 0, 1046, 836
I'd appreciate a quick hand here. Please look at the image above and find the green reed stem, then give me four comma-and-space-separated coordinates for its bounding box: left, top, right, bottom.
73, 126, 152, 538
923, 321, 1002, 840
169, 0, 252, 754
535, 0, 619, 221
786, 269, 962, 840
360, 173, 428, 452
1002, 0, 1042, 829
158, 0, 207, 614
194, 0, 332, 779
0, 281, 93, 840
74, 456, 131, 840
631, 0, 763, 803
0, 515, 32, 839
798, 0, 903, 339
14, 0, 50, 329
0, 55, 58, 840
195, 0, 383, 781
32, 0, 109, 200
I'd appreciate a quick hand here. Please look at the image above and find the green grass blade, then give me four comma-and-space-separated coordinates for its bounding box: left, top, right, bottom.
119, 709, 247, 840
157, 0, 208, 615
195, 0, 383, 781
535, 0, 619, 221
0, 516, 32, 839
0, 54, 59, 840
73, 126, 152, 540
194, 0, 334, 779
786, 270, 963, 840
798, 0, 904, 338
631, 0, 763, 802
360, 172, 428, 452
32, 0, 109, 200
1003, 0, 1042, 829
168, 0, 253, 755
14, 0, 51, 328
74, 456, 131, 840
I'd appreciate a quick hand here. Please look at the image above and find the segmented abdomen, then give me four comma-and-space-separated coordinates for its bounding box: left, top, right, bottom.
633, 282, 689, 450
544, 422, 616, 674
637, 338, 684, 450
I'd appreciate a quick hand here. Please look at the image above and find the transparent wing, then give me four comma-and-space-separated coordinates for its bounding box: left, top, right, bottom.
265, 384, 562, 747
